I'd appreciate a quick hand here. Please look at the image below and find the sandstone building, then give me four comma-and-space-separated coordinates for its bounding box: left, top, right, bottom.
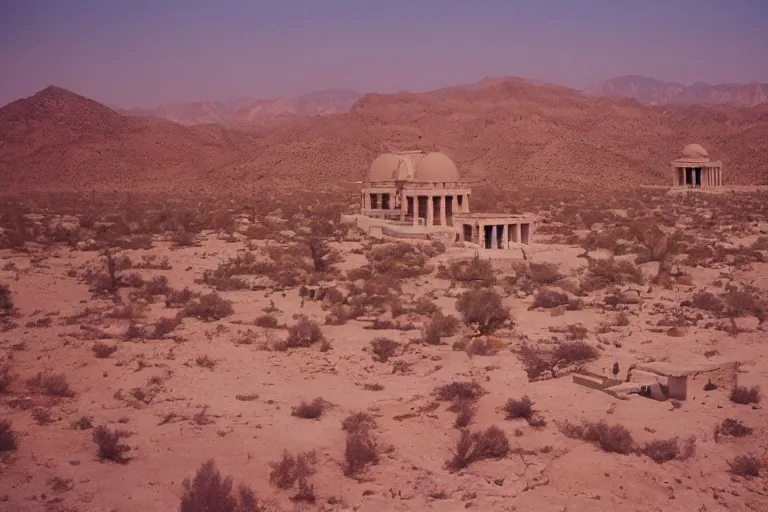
352, 150, 535, 250
671, 143, 723, 188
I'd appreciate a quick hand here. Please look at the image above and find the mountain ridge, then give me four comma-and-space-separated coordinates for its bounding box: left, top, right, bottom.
1, 79, 767, 194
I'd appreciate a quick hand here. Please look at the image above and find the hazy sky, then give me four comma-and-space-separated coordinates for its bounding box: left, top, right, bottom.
1, 0, 767, 108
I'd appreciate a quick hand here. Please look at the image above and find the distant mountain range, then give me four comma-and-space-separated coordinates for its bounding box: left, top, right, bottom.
584, 75, 768, 107
119, 88, 362, 127
3, 78, 767, 194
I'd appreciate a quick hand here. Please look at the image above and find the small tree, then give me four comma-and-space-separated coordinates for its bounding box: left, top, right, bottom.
455, 288, 510, 335
180, 459, 263, 512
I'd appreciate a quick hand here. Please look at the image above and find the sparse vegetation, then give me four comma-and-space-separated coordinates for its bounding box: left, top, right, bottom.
455, 288, 510, 335
183, 292, 234, 321
0, 419, 18, 452
342, 411, 378, 477
279, 315, 326, 350
92, 342, 118, 358
25, 372, 75, 397
730, 385, 761, 405
728, 454, 762, 477
92, 425, 132, 462
370, 337, 400, 362
447, 426, 510, 470
560, 420, 634, 454
180, 459, 263, 512
291, 398, 326, 419
434, 381, 486, 402
268, 450, 317, 502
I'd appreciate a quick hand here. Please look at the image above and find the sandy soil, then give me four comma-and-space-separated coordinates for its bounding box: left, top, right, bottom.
1, 189, 767, 512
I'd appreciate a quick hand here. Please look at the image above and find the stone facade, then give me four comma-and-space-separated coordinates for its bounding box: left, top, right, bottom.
358, 150, 535, 249
671, 143, 723, 188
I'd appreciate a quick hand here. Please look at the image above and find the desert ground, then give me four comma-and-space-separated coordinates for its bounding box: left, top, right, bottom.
0, 187, 767, 512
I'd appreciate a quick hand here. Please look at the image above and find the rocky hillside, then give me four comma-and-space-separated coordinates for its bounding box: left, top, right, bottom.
2, 80, 767, 193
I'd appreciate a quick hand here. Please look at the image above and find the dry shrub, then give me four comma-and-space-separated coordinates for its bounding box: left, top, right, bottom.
561, 420, 634, 454
448, 255, 495, 285
152, 314, 183, 338
268, 450, 317, 502
254, 314, 279, 328
527, 262, 563, 285
281, 316, 325, 349
714, 418, 753, 441
566, 324, 589, 340
504, 396, 534, 421
25, 372, 75, 397
422, 311, 460, 345
0, 419, 19, 452
728, 454, 763, 477
0, 365, 16, 393
72, 416, 93, 430
435, 381, 486, 402
447, 426, 510, 471
730, 385, 761, 405
291, 398, 326, 419
180, 459, 263, 512
552, 340, 599, 365
450, 400, 476, 428
0, 284, 13, 312
342, 412, 378, 477
532, 288, 569, 309
92, 425, 132, 462
370, 337, 400, 362
32, 407, 53, 425
688, 291, 724, 313
582, 258, 644, 291
324, 304, 349, 325
196, 355, 216, 369
92, 342, 118, 358
641, 437, 696, 463
456, 288, 510, 335
342, 412, 376, 433
516, 344, 554, 381
183, 292, 234, 321
722, 284, 766, 323
412, 297, 438, 316
368, 242, 429, 279
465, 336, 507, 356
166, 287, 197, 308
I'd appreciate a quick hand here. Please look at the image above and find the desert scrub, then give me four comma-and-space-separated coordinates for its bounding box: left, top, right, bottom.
455, 288, 510, 335
183, 292, 234, 321
447, 426, 510, 471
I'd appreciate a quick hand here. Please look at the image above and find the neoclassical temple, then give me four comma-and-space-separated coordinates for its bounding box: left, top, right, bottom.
361, 150, 471, 226
671, 143, 723, 188
353, 150, 536, 249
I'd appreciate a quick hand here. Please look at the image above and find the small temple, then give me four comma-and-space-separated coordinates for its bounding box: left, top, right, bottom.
671, 143, 723, 188
350, 150, 535, 252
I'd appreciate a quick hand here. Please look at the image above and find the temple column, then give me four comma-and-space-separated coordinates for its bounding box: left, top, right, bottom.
515, 224, 522, 245
364, 192, 371, 212
502, 224, 509, 249
478, 224, 485, 248
491, 225, 498, 249
426, 195, 434, 226
412, 196, 419, 226
439, 195, 447, 226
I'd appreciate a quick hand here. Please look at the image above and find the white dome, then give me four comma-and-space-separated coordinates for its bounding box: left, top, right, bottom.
414, 152, 460, 182
679, 143, 710, 162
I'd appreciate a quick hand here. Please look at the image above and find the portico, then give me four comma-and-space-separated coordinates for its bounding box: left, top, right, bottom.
671, 143, 723, 188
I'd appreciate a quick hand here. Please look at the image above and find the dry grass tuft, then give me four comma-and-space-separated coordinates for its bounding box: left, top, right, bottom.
447, 426, 510, 471
92, 425, 132, 462
25, 372, 75, 397
370, 337, 401, 362
291, 398, 326, 419
434, 381, 486, 402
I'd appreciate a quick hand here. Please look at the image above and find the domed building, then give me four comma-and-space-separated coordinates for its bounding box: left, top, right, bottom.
357, 150, 536, 249
671, 143, 723, 188
361, 150, 471, 226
